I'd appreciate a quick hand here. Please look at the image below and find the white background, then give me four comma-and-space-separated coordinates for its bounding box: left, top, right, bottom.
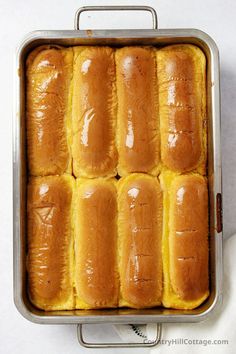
0, 0, 236, 353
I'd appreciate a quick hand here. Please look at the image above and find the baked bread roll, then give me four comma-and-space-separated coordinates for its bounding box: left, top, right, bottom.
26, 44, 210, 312
157, 45, 206, 174
116, 47, 160, 176
160, 171, 209, 309
72, 47, 117, 178
75, 178, 118, 308
27, 175, 75, 310
118, 174, 163, 308
27, 46, 73, 176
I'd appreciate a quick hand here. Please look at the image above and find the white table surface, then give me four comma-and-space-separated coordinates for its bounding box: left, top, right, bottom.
0, 0, 236, 353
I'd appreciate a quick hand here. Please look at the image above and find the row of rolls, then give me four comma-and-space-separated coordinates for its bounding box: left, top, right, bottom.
27, 172, 209, 311
27, 44, 207, 178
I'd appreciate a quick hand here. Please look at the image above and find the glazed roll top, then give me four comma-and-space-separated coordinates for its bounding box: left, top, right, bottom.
161, 172, 209, 309
27, 175, 74, 310
157, 45, 206, 173
118, 174, 163, 308
27, 46, 73, 176
116, 47, 160, 176
72, 47, 117, 178
75, 178, 118, 308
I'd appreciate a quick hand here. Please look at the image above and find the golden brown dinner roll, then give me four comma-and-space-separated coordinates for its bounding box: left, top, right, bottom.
72, 47, 117, 178
118, 173, 163, 308
27, 175, 75, 310
160, 171, 209, 309
157, 45, 207, 174
26, 44, 210, 312
75, 178, 118, 309
27, 46, 73, 176
116, 47, 160, 176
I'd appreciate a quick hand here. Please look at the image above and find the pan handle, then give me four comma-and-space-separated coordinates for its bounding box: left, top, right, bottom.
74, 6, 158, 30
77, 323, 162, 348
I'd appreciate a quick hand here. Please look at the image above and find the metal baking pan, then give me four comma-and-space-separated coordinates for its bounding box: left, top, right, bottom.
13, 5, 223, 348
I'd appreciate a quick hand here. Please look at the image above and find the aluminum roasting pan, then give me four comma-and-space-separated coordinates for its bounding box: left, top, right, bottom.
13, 5, 223, 348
